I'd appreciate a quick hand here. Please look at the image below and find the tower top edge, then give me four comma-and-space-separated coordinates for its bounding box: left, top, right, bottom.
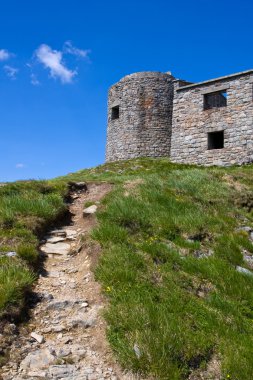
109, 71, 175, 89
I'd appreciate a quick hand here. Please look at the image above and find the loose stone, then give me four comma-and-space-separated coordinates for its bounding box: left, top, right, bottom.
46, 236, 66, 244
236, 266, 253, 276
83, 205, 97, 216
40, 242, 71, 255
30, 332, 44, 344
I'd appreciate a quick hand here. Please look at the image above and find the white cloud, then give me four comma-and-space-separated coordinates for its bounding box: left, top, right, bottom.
4, 65, 19, 80
35, 44, 76, 84
30, 73, 40, 86
16, 163, 25, 169
64, 41, 90, 59
0, 49, 12, 61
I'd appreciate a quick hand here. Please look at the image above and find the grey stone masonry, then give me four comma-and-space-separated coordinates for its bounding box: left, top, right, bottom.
106, 72, 175, 161
171, 70, 253, 166
106, 69, 253, 166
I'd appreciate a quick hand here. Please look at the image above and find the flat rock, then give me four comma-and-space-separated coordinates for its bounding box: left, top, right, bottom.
30, 332, 44, 344
236, 266, 253, 276
47, 271, 62, 278
66, 268, 78, 274
50, 229, 67, 235
83, 205, 97, 216
237, 226, 252, 233
27, 370, 47, 378
19, 348, 55, 371
80, 302, 89, 308
51, 325, 66, 333
48, 364, 76, 379
46, 236, 66, 244
47, 299, 88, 311
64, 229, 78, 237
244, 254, 253, 264
6, 251, 17, 257
0, 251, 17, 258
56, 348, 72, 357
40, 242, 71, 255
133, 343, 141, 359
68, 306, 100, 328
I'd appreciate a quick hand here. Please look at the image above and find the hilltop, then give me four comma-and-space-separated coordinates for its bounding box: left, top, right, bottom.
1, 158, 253, 379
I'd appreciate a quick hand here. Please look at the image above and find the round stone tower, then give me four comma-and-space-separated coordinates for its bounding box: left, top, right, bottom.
106, 71, 175, 162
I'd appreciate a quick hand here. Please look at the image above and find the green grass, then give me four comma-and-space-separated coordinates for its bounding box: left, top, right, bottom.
0, 180, 67, 316
0, 256, 35, 315
87, 160, 253, 380
84, 200, 96, 208
2, 158, 253, 379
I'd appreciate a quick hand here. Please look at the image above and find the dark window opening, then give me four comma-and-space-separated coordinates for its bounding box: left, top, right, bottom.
204, 90, 227, 110
111, 105, 119, 120
208, 131, 224, 150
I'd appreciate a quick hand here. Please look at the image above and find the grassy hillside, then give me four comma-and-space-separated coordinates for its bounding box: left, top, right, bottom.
0, 181, 67, 317
1, 158, 253, 379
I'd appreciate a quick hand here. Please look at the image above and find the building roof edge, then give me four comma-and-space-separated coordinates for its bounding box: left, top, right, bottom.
176, 69, 253, 91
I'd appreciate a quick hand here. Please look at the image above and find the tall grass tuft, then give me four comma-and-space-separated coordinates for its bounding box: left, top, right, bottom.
0, 180, 68, 320
0, 257, 35, 315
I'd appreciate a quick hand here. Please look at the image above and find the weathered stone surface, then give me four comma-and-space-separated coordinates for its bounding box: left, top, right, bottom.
236, 266, 253, 276
50, 229, 67, 237
133, 343, 141, 359
30, 332, 44, 344
171, 72, 253, 166
40, 242, 71, 255
106, 71, 174, 162
46, 236, 66, 244
83, 205, 97, 216
47, 271, 62, 278
48, 364, 75, 379
0, 251, 17, 258
106, 70, 253, 166
63, 229, 78, 238
19, 348, 55, 370
237, 226, 252, 233
46, 299, 87, 311
67, 306, 100, 329
27, 370, 47, 378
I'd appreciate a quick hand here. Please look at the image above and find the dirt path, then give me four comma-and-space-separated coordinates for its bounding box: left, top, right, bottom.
0, 183, 138, 380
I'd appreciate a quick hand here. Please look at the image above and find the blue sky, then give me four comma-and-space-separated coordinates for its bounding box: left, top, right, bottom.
0, 0, 252, 181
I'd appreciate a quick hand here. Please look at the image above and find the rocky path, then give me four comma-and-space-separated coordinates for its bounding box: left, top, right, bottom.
0, 183, 137, 380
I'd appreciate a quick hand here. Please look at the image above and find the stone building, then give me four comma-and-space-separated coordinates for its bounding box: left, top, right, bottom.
106, 69, 253, 166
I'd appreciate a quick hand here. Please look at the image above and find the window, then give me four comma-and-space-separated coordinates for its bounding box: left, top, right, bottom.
204, 90, 227, 110
207, 131, 224, 150
111, 105, 119, 120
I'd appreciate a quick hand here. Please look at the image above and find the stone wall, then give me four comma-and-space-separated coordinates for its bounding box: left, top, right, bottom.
170, 72, 253, 166
106, 71, 174, 162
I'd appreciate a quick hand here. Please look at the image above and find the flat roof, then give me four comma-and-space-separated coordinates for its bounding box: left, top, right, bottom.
176, 69, 253, 91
